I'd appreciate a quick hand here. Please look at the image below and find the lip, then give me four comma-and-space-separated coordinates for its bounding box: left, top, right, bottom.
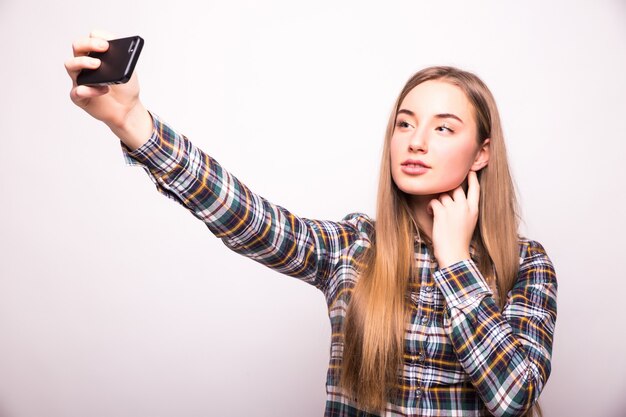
401, 159, 431, 175
401, 159, 431, 168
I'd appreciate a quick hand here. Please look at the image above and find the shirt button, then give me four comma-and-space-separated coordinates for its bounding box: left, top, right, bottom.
420, 315, 429, 325
418, 352, 425, 363
416, 388, 422, 399
424, 285, 433, 292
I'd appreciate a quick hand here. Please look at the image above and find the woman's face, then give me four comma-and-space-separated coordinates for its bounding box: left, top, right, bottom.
390, 80, 490, 199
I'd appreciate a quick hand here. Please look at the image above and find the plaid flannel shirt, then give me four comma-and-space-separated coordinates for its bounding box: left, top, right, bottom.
122, 112, 557, 417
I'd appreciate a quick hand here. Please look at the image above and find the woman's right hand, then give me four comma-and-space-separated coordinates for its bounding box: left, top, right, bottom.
65, 30, 153, 150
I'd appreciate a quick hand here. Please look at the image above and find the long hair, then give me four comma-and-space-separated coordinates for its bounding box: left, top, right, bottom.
339, 66, 541, 417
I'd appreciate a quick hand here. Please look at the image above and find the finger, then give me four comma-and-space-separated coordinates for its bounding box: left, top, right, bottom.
438, 193, 453, 206
72, 36, 109, 57
64, 56, 101, 79
452, 185, 466, 203
89, 29, 116, 41
467, 171, 480, 210
70, 84, 110, 101
428, 199, 442, 216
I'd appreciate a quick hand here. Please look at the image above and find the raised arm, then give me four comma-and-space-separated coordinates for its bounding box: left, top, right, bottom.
123, 113, 371, 291
66, 32, 372, 293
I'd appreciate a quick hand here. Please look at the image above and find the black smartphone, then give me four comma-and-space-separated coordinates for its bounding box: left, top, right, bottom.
77, 36, 144, 86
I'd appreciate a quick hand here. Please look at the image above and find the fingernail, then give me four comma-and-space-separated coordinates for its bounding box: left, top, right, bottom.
96, 39, 108, 48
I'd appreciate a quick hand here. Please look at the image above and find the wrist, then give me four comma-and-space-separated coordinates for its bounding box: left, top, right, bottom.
436, 251, 471, 269
109, 104, 153, 151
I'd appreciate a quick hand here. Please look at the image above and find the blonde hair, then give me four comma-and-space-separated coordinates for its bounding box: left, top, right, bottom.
340, 66, 541, 417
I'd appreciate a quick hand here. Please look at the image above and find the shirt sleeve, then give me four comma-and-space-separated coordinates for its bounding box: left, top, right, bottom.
432, 240, 557, 417
121, 111, 372, 292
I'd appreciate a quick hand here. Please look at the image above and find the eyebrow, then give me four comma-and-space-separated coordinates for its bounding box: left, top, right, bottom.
397, 108, 464, 124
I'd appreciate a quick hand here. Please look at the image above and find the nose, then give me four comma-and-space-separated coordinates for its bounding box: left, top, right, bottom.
408, 128, 427, 153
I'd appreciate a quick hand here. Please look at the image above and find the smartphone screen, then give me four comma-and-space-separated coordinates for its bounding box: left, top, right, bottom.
77, 36, 144, 86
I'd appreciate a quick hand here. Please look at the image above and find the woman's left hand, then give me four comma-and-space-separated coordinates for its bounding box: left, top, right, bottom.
428, 170, 480, 268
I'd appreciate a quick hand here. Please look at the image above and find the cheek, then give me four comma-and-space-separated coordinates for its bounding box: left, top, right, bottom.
389, 136, 401, 163
389, 137, 402, 177
434, 144, 477, 186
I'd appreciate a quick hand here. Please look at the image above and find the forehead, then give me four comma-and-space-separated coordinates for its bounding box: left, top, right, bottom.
399, 80, 473, 120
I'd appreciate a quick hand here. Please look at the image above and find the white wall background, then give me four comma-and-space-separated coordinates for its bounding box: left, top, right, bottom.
1, 1, 625, 416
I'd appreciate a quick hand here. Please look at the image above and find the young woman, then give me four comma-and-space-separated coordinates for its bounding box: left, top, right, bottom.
65, 32, 557, 417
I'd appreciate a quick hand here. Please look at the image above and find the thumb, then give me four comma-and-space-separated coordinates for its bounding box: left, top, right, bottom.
89, 29, 117, 41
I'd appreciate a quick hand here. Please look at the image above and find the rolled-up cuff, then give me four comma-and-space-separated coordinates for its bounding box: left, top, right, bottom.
120, 111, 186, 178
433, 259, 493, 310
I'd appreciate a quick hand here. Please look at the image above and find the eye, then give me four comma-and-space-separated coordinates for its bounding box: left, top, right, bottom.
435, 124, 454, 133
395, 120, 413, 129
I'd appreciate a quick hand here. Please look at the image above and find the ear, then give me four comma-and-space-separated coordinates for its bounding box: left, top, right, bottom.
470, 138, 490, 171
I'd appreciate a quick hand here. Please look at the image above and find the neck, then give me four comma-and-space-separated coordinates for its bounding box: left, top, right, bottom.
408, 195, 435, 240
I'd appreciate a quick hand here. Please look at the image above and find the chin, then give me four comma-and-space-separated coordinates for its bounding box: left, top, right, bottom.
395, 180, 463, 197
